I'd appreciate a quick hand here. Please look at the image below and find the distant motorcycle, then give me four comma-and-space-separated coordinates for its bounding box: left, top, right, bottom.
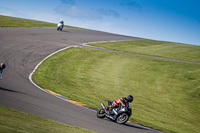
97, 103, 132, 124
57, 24, 63, 31
57, 20, 64, 31
0, 63, 6, 80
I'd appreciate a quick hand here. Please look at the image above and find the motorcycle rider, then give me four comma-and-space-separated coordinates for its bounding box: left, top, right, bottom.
57, 19, 64, 31
0, 63, 6, 80
106, 95, 133, 114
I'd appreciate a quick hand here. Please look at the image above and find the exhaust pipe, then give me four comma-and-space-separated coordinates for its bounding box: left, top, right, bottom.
113, 109, 118, 115
101, 103, 106, 109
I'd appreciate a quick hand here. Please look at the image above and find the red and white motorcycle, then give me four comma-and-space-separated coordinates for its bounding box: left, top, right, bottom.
97, 103, 132, 124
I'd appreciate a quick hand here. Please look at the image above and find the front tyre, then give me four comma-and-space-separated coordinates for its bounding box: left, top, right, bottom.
116, 113, 129, 124
97, 109, 106, 118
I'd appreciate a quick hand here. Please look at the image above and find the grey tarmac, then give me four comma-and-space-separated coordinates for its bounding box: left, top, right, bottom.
0, 27, 162, 133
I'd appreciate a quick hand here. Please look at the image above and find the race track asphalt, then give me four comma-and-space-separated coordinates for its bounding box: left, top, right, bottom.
0, 27, 160, 133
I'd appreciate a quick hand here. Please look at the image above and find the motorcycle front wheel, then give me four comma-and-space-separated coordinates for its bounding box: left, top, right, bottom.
97, 109, 106, 118
116, 113, 129, 124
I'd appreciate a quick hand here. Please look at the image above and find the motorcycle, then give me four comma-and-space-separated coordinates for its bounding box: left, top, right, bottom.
57, 24, 63, 31
57, 20, 64, 31
0, 63, 6, 80
97, 103, 132, 124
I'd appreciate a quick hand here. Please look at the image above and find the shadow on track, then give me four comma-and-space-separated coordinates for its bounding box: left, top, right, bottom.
103, 118, 149, 131
0, 87, 28, 95
124, 123, 149, 131
58, 30, 70, 33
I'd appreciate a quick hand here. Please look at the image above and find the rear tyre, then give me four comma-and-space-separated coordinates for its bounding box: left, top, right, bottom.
97, 109, 106, 118
116, 113, 129, 124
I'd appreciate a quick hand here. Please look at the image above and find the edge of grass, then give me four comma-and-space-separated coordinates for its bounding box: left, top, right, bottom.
0, 105, 97, 133
0, 15, 79, 28
89, 40, 200, 63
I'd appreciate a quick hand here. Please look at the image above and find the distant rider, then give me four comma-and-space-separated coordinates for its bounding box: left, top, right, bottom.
106, 95, 133, 114
57, 19, 64, 31
0, 63, 6, 79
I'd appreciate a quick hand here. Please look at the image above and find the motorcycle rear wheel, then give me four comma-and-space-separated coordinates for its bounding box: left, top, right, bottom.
116, 113, 129, 124
97, 109, 106, 118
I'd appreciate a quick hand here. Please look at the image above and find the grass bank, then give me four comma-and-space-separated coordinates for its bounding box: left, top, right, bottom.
33, 47, 200, 133
0, 105, 96, 133
89, 40, 200, 63
0, 15, 78, 28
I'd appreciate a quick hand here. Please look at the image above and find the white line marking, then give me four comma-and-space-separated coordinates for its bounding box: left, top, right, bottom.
29, 40, 130, 110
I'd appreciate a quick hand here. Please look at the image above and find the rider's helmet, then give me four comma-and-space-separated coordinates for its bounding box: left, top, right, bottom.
0, 63, 6, 69
127, 95, 133, 103
60, 19, 63, 23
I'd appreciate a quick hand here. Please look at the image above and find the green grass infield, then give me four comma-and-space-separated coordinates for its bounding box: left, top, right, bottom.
0, 105, 97, 133
0, 15, 78, 28
89, 40, 200, 63
33, 45, 200, 133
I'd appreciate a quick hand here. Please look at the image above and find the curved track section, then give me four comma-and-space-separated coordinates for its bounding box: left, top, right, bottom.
0, 27, 158, 133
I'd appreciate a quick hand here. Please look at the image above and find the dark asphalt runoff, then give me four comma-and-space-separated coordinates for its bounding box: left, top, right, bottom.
0, 27, 161, 133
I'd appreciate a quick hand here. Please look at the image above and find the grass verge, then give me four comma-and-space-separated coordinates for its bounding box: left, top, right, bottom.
33, 47, 200, 133
0, 105, 96, 133
0, 15, 78, 28
89, 40, 200, 63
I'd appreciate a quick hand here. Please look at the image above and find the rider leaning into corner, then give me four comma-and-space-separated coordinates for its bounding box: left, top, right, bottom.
57, 19, 64, 31
106, 95, 134, 115
0, 63, 6, 80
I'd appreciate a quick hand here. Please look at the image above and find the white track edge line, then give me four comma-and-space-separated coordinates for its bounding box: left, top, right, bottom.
28, 45, 91, 109
28, 40, 126, 110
